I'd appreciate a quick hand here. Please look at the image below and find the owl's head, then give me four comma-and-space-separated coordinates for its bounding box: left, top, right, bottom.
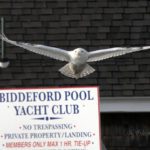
73, 48, 88, 56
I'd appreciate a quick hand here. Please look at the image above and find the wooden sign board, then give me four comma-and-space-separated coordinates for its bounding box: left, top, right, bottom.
0, 86, 101, 150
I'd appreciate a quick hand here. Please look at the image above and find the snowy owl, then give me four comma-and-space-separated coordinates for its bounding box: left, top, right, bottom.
1, 34, 150, 79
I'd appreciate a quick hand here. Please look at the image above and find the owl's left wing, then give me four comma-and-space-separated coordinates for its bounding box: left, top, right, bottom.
87, 46, 150, 62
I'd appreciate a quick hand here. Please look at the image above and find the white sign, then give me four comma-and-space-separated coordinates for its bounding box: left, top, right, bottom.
0, 86, 101, 150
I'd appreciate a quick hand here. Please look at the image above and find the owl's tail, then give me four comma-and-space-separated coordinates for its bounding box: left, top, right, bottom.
59, 63, 95, 79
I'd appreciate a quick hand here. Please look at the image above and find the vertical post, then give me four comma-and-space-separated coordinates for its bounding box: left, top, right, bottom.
0, 17, 9, 68
1, 17, 4, 59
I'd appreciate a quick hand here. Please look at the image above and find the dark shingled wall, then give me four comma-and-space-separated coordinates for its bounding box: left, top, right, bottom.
0, 0, 150, 149
0, 0, 150, 97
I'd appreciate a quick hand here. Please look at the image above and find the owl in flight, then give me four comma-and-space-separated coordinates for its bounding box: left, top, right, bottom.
1, 34, 150, 79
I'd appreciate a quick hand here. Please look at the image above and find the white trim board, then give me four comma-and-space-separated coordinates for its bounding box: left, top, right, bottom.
100, 97, 150, 113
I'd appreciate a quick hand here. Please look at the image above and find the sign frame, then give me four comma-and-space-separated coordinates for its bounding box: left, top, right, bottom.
0, 86, 101, 150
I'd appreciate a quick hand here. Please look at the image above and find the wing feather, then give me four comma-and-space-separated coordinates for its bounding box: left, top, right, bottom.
87, 47, 150, 62
1, 34, 70, 62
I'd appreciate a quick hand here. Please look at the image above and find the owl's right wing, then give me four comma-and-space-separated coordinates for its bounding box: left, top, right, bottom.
0, 34, 70, 62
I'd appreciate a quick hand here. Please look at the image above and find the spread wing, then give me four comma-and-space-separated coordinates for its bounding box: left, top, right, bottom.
87, 46, 150, 62
0, 34, 70, 62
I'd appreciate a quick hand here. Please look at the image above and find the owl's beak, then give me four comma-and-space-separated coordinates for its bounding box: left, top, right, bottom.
77, 51, 82, 56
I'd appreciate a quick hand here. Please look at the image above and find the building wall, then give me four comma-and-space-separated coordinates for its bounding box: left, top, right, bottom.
0, 0, 150, 149
101, 113, 150, 150
0, 0, 150, 97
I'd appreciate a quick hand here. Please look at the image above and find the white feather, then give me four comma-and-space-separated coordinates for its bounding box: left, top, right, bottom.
1, 34, 70, 62
87, 46, 150, 62
59, 63, 95, 79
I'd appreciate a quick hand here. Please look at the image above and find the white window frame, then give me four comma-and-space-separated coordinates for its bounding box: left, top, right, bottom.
100, 97, 150, 113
